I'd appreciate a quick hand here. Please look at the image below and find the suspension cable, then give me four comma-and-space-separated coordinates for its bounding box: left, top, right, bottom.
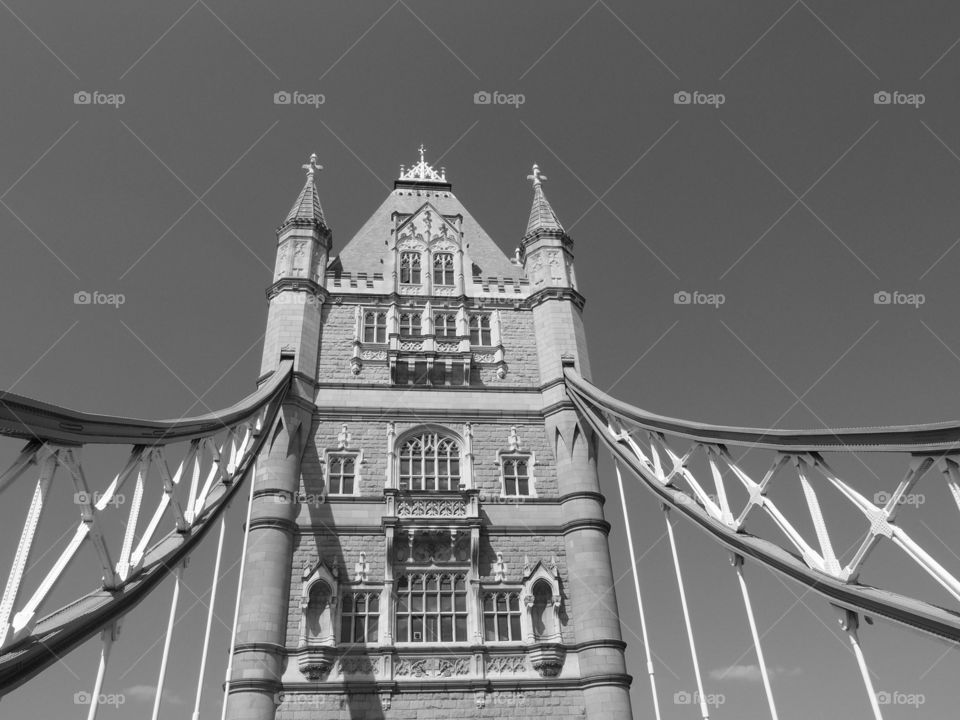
221, 460, 257, 720
840, 609, 883, 720
664, 505, 710, 719
731, 554, 779, 720
151, 565, 183, 720
85, 623, 117, 720
192, 514, 227, 720
614, 460, 662, 720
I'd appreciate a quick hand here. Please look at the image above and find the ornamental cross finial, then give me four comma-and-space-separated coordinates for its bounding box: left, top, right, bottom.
418, 144, 426, 163
302, 152, 322, 178
527, 163, 546, 187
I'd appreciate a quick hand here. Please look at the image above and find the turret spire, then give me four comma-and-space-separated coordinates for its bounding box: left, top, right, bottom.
283, 152, 327, 229
525, 163, 564, 236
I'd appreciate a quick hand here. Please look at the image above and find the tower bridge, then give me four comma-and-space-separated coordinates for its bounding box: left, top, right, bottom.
1, 150, 958, 720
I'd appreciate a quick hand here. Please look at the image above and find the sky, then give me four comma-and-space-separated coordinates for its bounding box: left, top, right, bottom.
2, 1, 960, 718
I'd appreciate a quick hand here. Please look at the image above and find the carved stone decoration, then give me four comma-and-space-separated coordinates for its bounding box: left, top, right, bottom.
473, 353, 496, 364
486, 655, 527, 674
354, 551, 370, 583
399, 284, 424, 295
395, 656, 471, 678
380, 691, 392, 710
475, 690, 487, 709
396, 531, 469, 564
493, 552, 507, 583
360, 350, 387, 361
338, 656, 380, 676
400, 340, 424, 351
396, 498, 467, 518
337, 424, 351, 449
527, 644, 566, 677
299, 646, 337, 680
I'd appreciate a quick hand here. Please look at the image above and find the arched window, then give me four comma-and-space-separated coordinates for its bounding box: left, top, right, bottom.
434, 313, 458, 337
398, 431, 460, 491
304, 581, 334, 644
433, 253, 455, 285
363, 311, 387, 343
469, 315, 492, 345
530, 579, 556, 640
399, 312, 421, 336
396, 572, 468, 642
400, 252, 422, 284
483, 591, 522, 642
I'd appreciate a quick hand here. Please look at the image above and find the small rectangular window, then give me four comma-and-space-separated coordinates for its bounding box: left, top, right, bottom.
340, 591, 379, 643
363, 311, 387, 343
502, 457, 530, 496
483, 591, 522, 641
469, 315, 492, 346
435, 313, 458, 337
327, 453, 357, 495
400, 252, 422, 284
399, 313, 422, 336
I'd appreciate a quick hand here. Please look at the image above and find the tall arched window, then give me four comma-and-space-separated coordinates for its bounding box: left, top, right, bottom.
433, 253, 455, 285
398, 431, 460, 491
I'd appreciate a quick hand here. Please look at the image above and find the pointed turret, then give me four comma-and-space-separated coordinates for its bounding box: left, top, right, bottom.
281, 153, 327, 230
525, 164, 564, 236
261, 153, 332, 380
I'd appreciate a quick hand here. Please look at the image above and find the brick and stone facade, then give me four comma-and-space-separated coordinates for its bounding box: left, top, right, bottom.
224, 152, 632, 719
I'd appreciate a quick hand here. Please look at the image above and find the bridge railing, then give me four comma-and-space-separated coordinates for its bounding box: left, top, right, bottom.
565, 367, 960, 720
0, 361, 291, 712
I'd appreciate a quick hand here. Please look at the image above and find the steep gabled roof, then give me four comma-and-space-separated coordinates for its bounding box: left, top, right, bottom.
525, 164, 563, 236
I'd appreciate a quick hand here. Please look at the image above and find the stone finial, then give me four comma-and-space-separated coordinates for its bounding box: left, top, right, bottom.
337, 424, 351, 449
493, 552, 507, 583
354, 551, 370, 583
522, 554, 531, 576
302, 152, 322, 178
527, 163, 547, 187
508, 426, 520, 452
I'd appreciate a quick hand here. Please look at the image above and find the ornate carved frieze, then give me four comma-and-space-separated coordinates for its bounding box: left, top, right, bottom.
395, 655, 471, 678
338, 655, 380, 676
486, 654, 527, 674
397, 498, 467, 518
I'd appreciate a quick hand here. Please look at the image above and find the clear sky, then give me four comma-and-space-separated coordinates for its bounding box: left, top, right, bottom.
2, 1, 960, 718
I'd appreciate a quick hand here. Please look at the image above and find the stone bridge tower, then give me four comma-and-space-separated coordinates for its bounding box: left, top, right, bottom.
225, 149, 633, 719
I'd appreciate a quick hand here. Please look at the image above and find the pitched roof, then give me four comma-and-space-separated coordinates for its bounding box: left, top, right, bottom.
333, 187, 522, 280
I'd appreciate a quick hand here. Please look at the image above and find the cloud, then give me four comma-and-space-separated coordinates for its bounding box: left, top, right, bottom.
709, 664, 802, 682
123, 685, 185, 706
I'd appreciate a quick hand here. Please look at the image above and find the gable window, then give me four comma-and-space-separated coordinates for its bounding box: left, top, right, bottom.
398, 431, 460, 491
326, 453, 356, 495
483, 591, 522, 642
435, 313, 457, 337
396, 572, 468, 643
363, 311, 387, 343
400, 252, 422, 284
399, 312, 422, 337
501, 456, 531, 497
469, 315, 492, 346
340, 590, 380, 644
433, 253, 455, 286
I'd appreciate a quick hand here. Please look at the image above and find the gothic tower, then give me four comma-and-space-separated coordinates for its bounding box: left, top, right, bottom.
225, 150, 633, 719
